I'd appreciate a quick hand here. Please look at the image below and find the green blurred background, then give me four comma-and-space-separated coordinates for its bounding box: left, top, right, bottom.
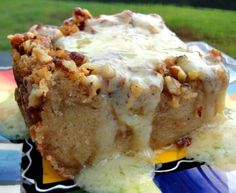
1, 0, 236, 57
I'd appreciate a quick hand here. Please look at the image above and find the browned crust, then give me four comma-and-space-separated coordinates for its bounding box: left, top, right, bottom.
8, 8, 95, 178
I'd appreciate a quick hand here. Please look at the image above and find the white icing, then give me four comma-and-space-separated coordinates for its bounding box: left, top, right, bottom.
75, 155, 160, 193
55, 10, 226, 154
54, 10, 228, 193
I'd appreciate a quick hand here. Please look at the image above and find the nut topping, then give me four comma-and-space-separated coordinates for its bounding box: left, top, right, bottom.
62, 60, 78, 72
164, 76, 181, 96
164, 57, 176, 67
32, 47, 53, 64
73, 7, 92, 24
169, 65, 187, 82
69, 52, 87, 66
187, 70, 199, 80
60, 19, 79, 36
98, 64, 116, 79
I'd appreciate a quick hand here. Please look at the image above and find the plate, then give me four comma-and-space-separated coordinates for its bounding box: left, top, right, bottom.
0, 42, 236, 193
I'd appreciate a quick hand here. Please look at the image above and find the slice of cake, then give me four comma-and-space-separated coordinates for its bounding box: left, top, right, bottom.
8, 8, 228, 179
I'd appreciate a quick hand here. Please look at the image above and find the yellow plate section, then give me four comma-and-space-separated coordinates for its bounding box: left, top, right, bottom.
153, 147, 186, 164
43, 158, 66, 184
42, 147, 187, 184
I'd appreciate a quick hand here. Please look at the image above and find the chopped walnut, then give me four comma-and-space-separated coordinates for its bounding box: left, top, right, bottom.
62, 60, 78, 72
169, 65, 187, 82
155, 63, 168, 75
187, 70, 199, 80
60, 7, 92, 35
73, 7, 92, 25
164, 76, 181, 96
60, 19, 79, 36
69, 52, 87, 66
25, 32, 36, 39
21, 39, 32, 54
164, 57, 176, 67
7, 34, 26, 47
50, 49, 69, 59
87, 63, 116, 79
79, 66, 93, 76
98, 64, 116, 79
81, 75, 102, 103
32, 47, 53, 64
28, 79, 49, 108
9, 33, 53, 60
29, 24, 63, 40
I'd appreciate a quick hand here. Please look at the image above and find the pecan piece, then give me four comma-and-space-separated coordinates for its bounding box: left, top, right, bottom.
169, 65, 187, 82
60, 19, 79, 36
32, 46, 52, 64
69, 52, 87, 66
8, 34, 26, 47
164, 76, 181, 96
164, 57, 177, 67
73, 7, 92, 24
